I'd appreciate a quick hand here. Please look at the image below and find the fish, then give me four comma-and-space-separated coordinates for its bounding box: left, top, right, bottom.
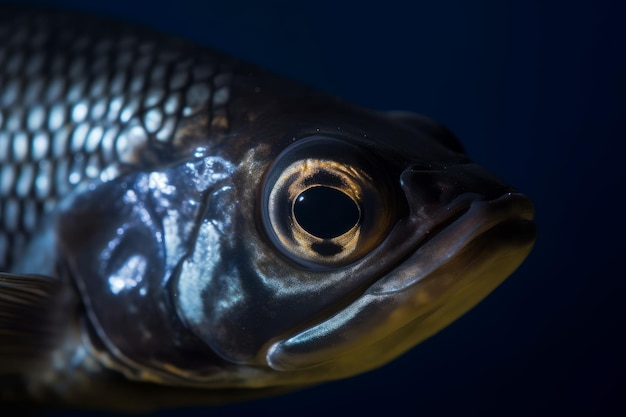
0, 4, 536, 412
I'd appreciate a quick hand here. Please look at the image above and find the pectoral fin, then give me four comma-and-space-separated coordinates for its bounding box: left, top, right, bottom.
0, 273, 68, 374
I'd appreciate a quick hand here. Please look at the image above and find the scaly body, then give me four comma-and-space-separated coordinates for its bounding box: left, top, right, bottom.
0, 5, 535, 411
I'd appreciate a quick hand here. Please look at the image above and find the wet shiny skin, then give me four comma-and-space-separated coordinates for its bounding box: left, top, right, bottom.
0, 5, 535, 411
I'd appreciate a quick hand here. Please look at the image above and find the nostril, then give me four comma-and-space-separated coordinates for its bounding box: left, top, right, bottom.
400, 168, 463, 212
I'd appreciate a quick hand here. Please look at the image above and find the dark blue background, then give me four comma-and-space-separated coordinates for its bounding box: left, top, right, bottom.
5, 0, 626, 416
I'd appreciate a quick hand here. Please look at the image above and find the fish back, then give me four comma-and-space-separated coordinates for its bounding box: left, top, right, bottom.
0, 6, 233, 269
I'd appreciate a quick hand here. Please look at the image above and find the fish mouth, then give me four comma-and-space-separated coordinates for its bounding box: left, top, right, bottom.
265, 191, 535, 376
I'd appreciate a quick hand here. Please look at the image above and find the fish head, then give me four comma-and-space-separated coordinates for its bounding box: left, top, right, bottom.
175, 90, 536, 384
56, 78, 535, 389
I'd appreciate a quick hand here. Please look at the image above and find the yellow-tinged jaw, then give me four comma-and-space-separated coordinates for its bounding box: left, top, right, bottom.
262, 193, 535, 384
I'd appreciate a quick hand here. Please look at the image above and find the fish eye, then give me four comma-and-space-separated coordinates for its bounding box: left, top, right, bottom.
261, 136, 397, 269
293, 186, 360, 239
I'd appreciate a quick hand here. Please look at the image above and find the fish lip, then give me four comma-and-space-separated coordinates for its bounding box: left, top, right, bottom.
369, 191, 535, 295
265, 191, 535, 371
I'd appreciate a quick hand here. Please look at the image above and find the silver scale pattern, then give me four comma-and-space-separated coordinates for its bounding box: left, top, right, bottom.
0, 11, 231, 270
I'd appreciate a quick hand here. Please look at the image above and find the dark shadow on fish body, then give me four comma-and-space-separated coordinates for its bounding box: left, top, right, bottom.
0, 3, 535, 412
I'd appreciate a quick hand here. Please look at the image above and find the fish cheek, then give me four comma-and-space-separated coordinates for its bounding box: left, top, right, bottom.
172, 174, 274, 365
56, 176, 169, 364
55, 157, 236, 374
173, 203, 252, 363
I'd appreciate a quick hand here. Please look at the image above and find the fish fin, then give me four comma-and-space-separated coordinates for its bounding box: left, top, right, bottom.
0, 273, 68, 374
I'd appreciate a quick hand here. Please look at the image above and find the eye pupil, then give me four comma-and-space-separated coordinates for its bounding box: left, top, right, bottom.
293, 186, 360, 239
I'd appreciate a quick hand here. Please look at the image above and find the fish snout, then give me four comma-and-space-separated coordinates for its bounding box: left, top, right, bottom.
264, 163, 535, 374
399, 162, 518, 216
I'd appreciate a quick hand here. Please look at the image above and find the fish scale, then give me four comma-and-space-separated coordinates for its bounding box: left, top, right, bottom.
0, 5, 535, 411
0, 9, 231, 270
